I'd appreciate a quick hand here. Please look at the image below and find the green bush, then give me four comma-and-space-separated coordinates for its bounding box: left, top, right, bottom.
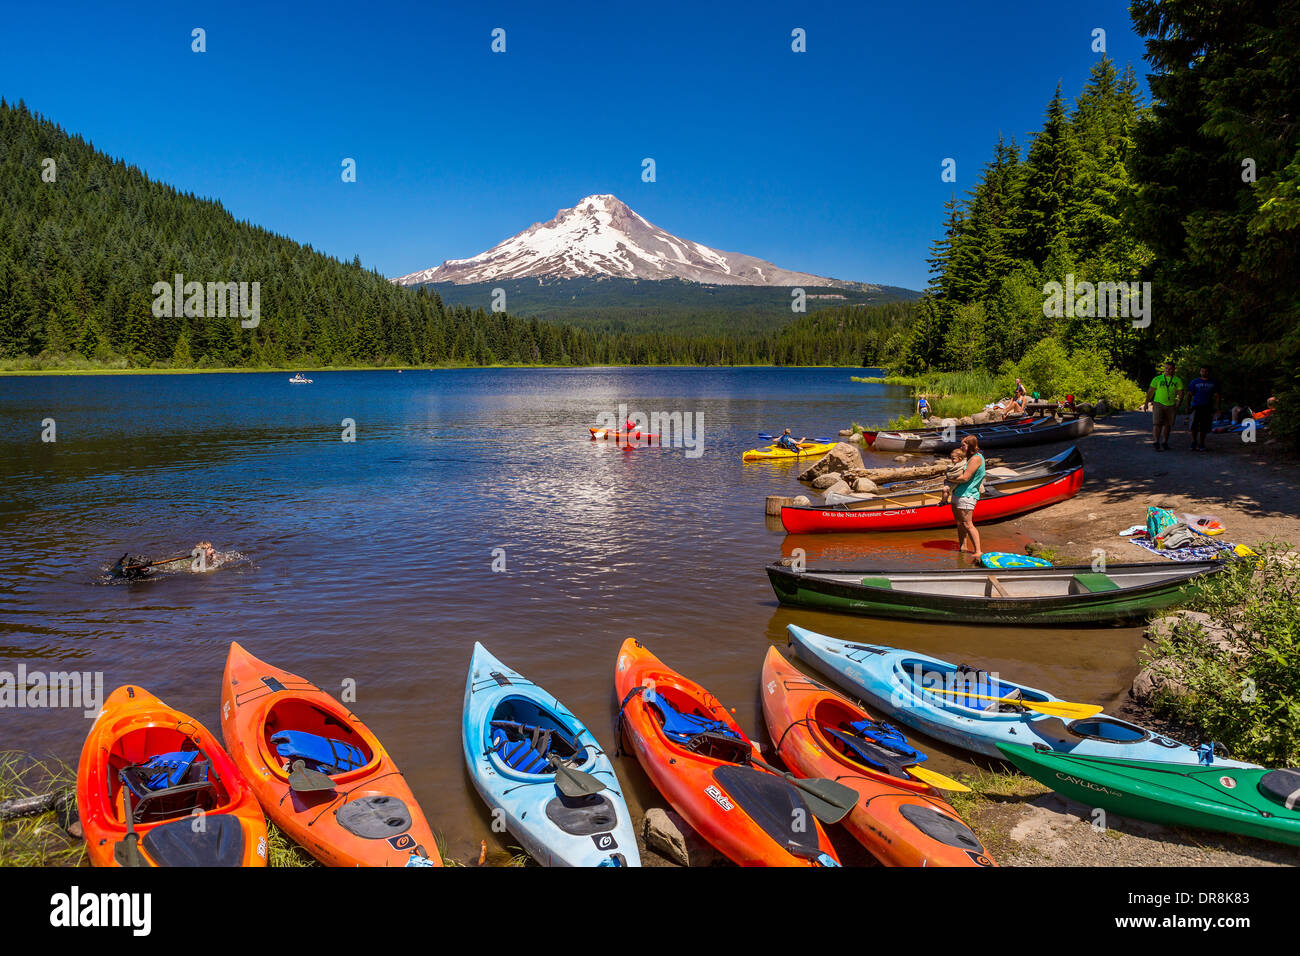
1004, 338, 1145, 409
1145, 547, 1300, 766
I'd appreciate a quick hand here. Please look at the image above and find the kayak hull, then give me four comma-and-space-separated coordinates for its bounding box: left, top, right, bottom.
77, 685, 267, 867
786, 625, 1254, 767
220, 642, 441, 867
873, 416, 1093, 453
463, 642, 639, 866
615, 639, 839, 866
742, 442, 836, 462
766, 559, 1225, 625
998, 743, 1298, 846
761, 647, 995, 867
780, 465, 1084, 533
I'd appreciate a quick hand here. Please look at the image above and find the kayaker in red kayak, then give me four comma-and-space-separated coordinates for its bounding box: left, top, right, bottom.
940, 435, 985, 559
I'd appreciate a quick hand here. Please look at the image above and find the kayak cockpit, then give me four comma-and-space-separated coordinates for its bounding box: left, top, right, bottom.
260, 698, 376, 779
899, 659, 1050, 714
105, 727, 233, 825
487, 696, 590, 774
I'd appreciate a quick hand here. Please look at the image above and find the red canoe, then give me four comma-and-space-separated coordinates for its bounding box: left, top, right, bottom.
780, 464, 1084, 533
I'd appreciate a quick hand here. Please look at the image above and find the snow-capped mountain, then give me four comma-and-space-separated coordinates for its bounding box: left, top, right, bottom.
393, 194, 871, 289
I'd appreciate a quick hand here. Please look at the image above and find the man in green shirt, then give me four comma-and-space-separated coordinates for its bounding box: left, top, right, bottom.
1146, 361, 1184, 451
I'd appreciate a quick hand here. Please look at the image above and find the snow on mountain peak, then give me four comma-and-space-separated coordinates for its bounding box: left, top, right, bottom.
392, 195, 860, 288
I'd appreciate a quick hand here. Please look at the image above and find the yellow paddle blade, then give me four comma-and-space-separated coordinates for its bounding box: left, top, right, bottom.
905, 764, 971, 792
927, 687, 1103, 720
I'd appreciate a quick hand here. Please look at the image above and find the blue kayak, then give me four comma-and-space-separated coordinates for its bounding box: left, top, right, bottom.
787, 625, 1254, 767
462, 642, 640, 867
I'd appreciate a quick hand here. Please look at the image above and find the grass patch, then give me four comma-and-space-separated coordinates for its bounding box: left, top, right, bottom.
0, 751, 84, 867
1144, 544, 1300, 766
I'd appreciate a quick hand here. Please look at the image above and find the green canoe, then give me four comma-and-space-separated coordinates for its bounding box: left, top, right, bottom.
997, 742, 1300, 846
766, 559, 1226, 626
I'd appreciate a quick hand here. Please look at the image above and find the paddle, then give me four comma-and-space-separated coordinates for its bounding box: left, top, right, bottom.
113, 786, 148, 867
749, 755, 857, 824
110, 552, 190, 578
758, 433, 835, 444
905, 765, 971, 792
546, 757, 607, 798
287, 759, 336, 793
926, 687, 1102, 719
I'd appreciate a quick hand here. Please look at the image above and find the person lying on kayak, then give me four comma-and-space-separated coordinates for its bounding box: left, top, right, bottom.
776, 429, 808, 452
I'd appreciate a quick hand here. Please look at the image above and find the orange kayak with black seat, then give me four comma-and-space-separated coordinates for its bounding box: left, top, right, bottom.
615, 638, 840, 867
220, 642, 440, 866
77, 684, 267, 867
761, 647, 995, 867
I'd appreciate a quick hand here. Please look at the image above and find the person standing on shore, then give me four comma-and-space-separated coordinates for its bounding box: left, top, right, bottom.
941, 434, 985, 559
1186, 365, 1220, 451
1146, 361, 1184, 451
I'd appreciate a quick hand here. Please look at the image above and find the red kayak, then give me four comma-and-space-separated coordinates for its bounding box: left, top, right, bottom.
590, 427, 660, 442
780, 464, 1083, 533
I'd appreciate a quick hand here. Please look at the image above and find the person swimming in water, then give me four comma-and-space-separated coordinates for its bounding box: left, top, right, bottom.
192, 541, 218, 570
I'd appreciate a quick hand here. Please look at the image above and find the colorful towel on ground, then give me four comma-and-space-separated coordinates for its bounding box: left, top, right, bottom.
1128, 537, 1239, 562
980, 552, 1053, 569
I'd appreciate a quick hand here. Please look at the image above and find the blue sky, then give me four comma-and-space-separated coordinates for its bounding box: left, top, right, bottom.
0, 1, 1149, 290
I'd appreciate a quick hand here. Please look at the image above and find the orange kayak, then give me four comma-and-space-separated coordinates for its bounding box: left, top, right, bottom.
77, 684, 267, 867
219, 642, 441, 867
761, 647, 995, 867
615, 638, 839, 866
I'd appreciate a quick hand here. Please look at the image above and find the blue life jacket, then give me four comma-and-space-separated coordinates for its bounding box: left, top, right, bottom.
643, 687, 743, 746
824, 721, 926, 770
776, 435, 800, 451
134, 751, 202, 791
271, 730, 368, 775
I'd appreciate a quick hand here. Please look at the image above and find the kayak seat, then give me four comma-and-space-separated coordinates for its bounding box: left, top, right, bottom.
822, 727, 906, 773
489, 721, 588, 773
119, 752, 216, 824
271, 730, 368, 776
1071, 572, 1119, 593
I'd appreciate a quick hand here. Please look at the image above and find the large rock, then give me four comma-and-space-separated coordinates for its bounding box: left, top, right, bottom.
822, 479, 852, 496
1130, 660, 1190, 702
853, 477, 879, 493
798, 442, 865, 482
1146, 610, 1241, 656
971, 410, 993, 425
811, 472, 843, 489
959, 415, 975, 426
642, 808, 727, 867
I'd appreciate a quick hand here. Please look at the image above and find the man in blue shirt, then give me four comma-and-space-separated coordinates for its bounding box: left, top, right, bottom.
1186, 365, 1220, 451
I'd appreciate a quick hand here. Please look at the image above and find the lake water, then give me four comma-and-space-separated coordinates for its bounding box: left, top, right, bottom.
0, 367, 1144, 862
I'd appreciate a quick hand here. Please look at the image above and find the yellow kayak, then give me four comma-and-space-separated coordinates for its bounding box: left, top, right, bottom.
741, 441, 836, 462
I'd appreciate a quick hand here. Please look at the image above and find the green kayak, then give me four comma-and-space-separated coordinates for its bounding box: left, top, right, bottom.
997, 742, 1300, 847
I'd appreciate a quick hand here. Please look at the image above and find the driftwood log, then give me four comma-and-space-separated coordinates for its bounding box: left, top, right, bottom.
0, 789, 74, 821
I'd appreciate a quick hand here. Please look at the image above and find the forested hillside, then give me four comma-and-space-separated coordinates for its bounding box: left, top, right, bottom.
911, 7, 1299, 439
0, 98, 910, 370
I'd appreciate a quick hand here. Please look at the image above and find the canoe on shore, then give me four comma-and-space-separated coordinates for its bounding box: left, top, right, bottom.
786, 624, 1254, 767
742, 441, 836, 462
998, 744, 1299, 846
761, 647, 996, 867
766, 558, 1227, 625
873, 416, 1093, 453
861, 414, 1034, 447
781, 456, 1084, 533
857, 446, 1083, 497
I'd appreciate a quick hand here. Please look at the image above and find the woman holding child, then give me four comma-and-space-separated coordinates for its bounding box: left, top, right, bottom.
940, 435, 986, 559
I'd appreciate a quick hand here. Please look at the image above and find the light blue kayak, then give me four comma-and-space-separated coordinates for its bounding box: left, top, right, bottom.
787, 625, 1254, 767
462, 642, 640, 866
